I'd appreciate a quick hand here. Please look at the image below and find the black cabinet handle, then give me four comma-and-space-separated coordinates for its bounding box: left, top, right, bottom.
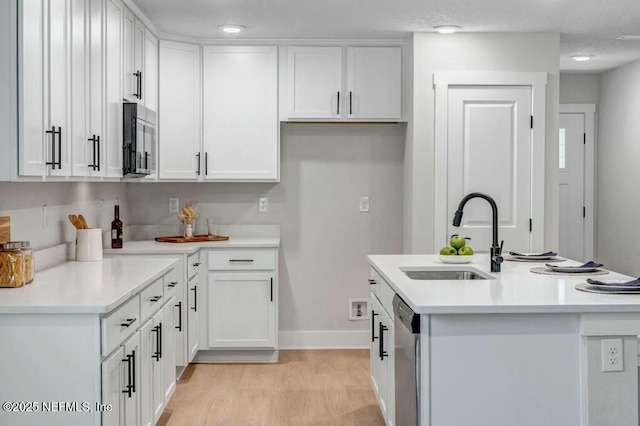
121, 353, 133, 398
56, 127, 62, 169
349, 91, 352, 115
168, 281, 178, 288
133, 71, 141, 98
45, 126, 56, 169
229, 259, 253, 263
88, 135, 96, 170
120, 318, 136, 328
149, 295, 162, 303
379, 322, 388, 361
191, 286, 197, 312
139, 71, 143, 100
152, 325, 160, 361
337, 91, 340, 115
368, 279, 376, 286
193, 262, 201, 267
158, 321, 162, 360
270, 277, 273, 302
175, 302, 182, 331
131, 349, 136, 393
371, 310, 378, 342
144, 151, 149, 170
205, 152, 208, 176
196, 152, 201, 175
96, 135, 101, 171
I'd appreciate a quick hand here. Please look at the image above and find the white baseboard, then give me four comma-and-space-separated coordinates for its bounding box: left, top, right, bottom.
278, 330, 369, 349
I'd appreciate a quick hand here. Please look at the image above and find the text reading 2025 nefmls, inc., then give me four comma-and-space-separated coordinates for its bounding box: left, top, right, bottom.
2, 401, 112, 413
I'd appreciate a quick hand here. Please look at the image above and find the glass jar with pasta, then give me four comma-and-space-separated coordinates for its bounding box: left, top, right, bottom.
0, 242, 25, 288
17, 241, 34, 284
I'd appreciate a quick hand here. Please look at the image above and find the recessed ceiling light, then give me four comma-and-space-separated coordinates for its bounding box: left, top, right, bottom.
434, 25, 460, 34
219, 25, 245, 34
617, 35, 640, 40
571, 55, 593, 62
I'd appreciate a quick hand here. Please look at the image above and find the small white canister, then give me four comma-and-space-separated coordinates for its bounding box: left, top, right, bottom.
76, 229, 103, 262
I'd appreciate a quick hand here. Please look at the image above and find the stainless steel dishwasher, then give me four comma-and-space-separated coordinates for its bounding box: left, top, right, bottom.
393, 294, 421, 426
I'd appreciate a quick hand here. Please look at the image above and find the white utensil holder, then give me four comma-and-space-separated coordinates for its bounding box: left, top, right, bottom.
76, 229, 103, 261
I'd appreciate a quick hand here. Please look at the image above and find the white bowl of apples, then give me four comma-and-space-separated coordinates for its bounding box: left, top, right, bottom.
438, 235, 475, 264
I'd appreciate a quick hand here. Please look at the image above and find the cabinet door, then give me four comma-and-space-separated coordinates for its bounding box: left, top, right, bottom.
369, 295, 382, 400
170, 266, 187, 368
287, 46, 342, 119
158, 41, 201, 180
162, 297, 177, 405
187, 276, 199, 361
377, 309, 394, 425
101, 347, 125, 426
151, 309, 164, 424
202, 46, 278, 181
122, 332, 141, 426
70, 0, 89, 177
19, 0, 47, 176
122, 7, 135, 102
87, 0, 105, 177
346, 47, 402, 120
139, 319, 153, 426
208, 272, 275, 348
105, 0, 123, 178
143, 29, 157, 112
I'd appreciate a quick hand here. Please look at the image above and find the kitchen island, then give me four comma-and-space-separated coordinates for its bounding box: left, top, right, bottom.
368, 254, 640, 426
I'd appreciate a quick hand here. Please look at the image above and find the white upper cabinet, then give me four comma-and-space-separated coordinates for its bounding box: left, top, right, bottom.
202, 46, 278, 181
133, 18, 145, 103
284, 45, 403, 121
158, 41, 201, 180
347, 47, 402, 120
287, 46, 342, 119
105, 0, 123, 178
87, 0, 105, 177
143, 29, 158, 112
122, 7, 135, 102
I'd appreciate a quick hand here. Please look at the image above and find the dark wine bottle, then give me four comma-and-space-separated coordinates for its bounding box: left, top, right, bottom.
111, 202, 123, 249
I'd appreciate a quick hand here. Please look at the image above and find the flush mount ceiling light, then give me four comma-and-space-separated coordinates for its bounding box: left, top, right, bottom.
617, 35, 640, 40
219, 25, 245, 34
434, 25, 460, 34
571, 55, 593, 62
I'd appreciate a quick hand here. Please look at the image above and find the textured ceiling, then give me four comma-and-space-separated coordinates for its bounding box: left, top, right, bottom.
133, 0, 640, 72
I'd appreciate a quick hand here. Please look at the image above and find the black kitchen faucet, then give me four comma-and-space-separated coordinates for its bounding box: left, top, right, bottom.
452, 192, 504, 272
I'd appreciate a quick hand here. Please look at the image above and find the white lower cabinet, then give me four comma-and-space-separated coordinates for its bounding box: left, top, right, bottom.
369, 276, 395, 425
139, 319, 153, 426
207, 272, 276, 348
162, 297, 177, 405
151, 309, 164, 423
187, 275, 200, 361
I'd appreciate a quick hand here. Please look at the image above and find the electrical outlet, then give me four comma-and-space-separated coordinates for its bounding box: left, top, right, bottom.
602, 338, 624, 372
169, 198, 179, 214
258, 197, 269, 213
359, 196, 370, 213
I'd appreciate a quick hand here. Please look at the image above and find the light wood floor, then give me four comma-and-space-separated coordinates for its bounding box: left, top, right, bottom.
160, 349, 385, 426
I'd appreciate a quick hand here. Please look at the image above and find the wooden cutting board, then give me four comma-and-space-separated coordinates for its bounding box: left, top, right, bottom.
0, 216, 10, 243
155, 234, 229, 243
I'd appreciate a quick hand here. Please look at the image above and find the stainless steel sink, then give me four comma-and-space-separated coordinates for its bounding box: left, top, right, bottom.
401, 268, 493, 280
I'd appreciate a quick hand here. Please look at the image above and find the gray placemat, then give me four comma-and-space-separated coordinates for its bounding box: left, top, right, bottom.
575, 283, 640, 294
504, 255, 565, 263
530, 266, 609, 276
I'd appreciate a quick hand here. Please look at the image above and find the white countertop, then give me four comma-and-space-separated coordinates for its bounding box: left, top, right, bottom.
103, 237, 280, 255
368, 254, 640, 314
0, 257, 178, 314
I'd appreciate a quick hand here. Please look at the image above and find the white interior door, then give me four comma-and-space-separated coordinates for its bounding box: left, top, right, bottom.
447, 86, 532, 253
559, 113, 585, 261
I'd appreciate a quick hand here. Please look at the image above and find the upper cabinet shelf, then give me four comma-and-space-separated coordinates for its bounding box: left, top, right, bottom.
283, 45, 404, 122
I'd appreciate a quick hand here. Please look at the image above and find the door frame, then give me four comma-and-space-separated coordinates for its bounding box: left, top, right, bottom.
560, 103, 596, 261
433, 72, 548, 253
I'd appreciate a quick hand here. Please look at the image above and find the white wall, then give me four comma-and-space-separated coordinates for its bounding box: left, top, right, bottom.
597, 60, 640, 275
0, 183, 128, 250
405, 32, 560, 253
127, 123, 405, 337
560, 74, 599, 104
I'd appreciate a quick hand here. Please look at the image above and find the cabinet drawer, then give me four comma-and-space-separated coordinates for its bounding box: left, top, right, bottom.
208, 249, 276, 271
378, 277, 395, 318
140, 278, 165, 321
187, 252, 200, 279
369, 268, 380, 297
163, 267, 180, 300
102, 295, 140, 356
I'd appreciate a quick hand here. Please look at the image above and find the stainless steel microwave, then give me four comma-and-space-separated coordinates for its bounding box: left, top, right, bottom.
123, 102, 156, 177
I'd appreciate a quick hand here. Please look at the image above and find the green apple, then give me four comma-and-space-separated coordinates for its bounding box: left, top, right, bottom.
450, 234, 466, 250
439, 246, 457, 255
458, 246, 474, 256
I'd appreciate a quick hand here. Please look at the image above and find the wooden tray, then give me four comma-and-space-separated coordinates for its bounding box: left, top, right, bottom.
0, 216, 10, 243
155, 234, 229, 243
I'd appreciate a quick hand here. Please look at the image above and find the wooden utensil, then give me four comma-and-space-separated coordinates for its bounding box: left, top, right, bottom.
0, 216, 10, 243
68, 215, 83, 229
78, 214, 89, 229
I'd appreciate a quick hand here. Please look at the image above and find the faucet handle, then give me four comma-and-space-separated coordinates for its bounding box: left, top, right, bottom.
498, 240, 504, 255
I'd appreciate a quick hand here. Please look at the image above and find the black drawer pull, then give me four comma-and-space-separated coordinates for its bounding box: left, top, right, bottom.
175, 302, 182, 331
120, 318, 136, 328
191, 286, 197, 312
149, 295, 162, 302
121, 353, 133, 398
379, 322, 388, 361
193, 262, 201, 267
168, 281, 178, 288
229, 259, 254, 263
368, 279, 376, 285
